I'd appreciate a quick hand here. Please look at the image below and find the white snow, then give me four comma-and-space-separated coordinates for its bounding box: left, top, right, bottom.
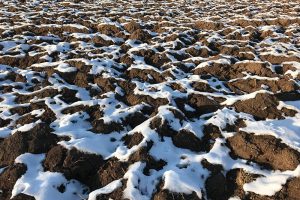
244, 166, 300, 196
12, 153, 88, 200
88, 180, 122, 200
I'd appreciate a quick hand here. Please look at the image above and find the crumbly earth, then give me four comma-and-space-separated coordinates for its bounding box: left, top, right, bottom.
0, 0, 300, 200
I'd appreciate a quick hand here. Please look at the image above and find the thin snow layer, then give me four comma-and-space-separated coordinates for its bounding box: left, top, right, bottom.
109, 106, 209, 199
0, 167, 6, 174
241, 117, 300, 151
11, 153, 88, 200
221, 90, 271, 106
55, 63, 77, 73
43, 42, 70, 54
243, 166, 300, 196
206, 139, 300, 197
0, 127, 11, 138
88, 180, 122, 200
123, 162, 155, 200
162, 168, 204, 198
283, 62, 300, 78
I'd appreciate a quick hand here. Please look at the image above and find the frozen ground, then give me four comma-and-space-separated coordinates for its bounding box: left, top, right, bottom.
0, 0, 300, 200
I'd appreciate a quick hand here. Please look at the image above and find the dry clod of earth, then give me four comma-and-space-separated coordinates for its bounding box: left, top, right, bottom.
227, 132, 300, 171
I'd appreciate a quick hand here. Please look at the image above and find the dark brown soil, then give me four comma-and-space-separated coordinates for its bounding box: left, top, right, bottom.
122, 132, 144, 148
0, 164, 27, 200
94, 158, 128, 188
0, 123, 58, 167
227, 132, 300, 171
43, 145, 103, 189
233, 93, 295, 120
187, 94, 220, 116
172, 129, 202, 152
